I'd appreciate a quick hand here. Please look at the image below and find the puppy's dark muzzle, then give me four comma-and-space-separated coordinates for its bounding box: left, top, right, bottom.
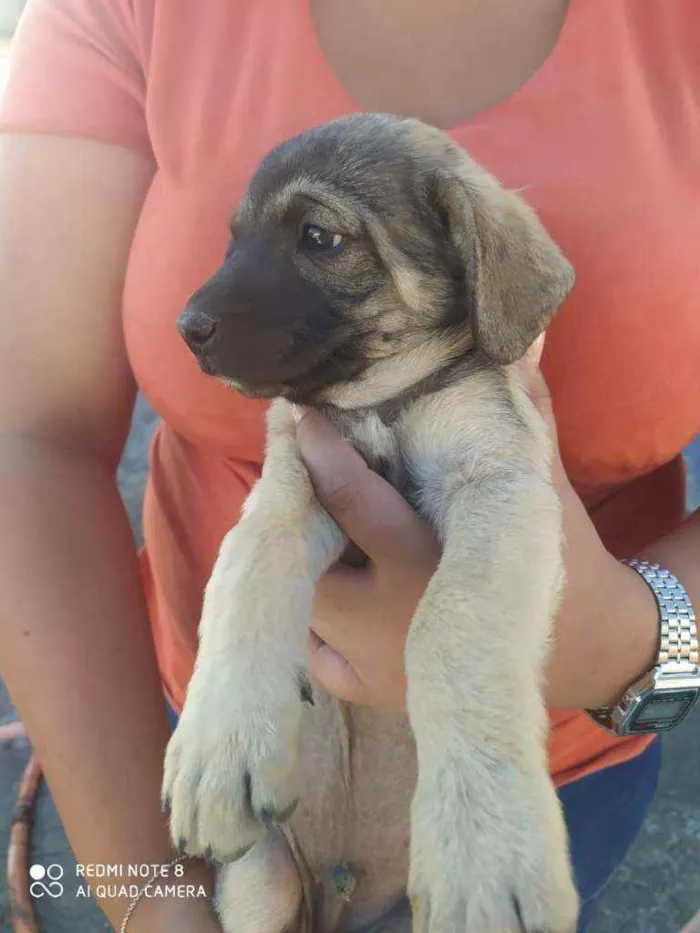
176, 238, 341, 395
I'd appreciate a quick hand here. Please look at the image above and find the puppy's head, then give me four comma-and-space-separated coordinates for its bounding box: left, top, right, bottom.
178, 114, 574, 407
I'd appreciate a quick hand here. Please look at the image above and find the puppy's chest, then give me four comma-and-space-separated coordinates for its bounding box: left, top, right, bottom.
328, 410, 423, 513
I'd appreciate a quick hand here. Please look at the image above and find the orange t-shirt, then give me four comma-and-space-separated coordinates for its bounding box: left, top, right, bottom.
2, 0, 699, 787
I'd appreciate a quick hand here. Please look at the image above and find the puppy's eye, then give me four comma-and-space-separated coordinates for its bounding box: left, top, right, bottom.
299, 224, 344, 254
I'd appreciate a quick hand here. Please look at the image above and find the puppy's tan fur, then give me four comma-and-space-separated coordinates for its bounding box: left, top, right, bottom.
163, 116, 578, 933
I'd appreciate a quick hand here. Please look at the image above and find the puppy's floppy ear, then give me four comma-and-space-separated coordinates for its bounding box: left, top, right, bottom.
435, 168, 574, 364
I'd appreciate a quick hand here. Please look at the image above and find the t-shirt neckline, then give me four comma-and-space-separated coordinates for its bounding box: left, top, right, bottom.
301, 0, 581, 134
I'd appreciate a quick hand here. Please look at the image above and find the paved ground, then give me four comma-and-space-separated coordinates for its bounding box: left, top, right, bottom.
0, 405, 698, 933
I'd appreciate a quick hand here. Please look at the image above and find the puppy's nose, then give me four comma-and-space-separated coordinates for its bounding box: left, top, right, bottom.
177, 308, 217, 351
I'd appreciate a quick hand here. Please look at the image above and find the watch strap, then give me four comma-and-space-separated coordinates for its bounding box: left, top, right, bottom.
587, 559, 698, 733
624, 559, 698, 666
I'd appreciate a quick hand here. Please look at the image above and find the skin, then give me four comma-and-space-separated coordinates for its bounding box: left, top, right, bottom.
1, 0, 696, 929
0, 136, 220, 932
301, 337, 698, 712
312, 0, 571, 127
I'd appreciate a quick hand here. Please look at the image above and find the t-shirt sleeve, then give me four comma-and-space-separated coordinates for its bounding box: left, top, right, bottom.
0, 0, 151, 156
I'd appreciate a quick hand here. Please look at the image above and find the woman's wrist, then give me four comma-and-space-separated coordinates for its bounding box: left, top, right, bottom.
593, 556, 661, 706
545, 548, 660, 710
119, 857, 219, 933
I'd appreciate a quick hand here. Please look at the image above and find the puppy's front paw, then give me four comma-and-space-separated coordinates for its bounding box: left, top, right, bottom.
162, 660, 303, 862
409, 762, 578, 933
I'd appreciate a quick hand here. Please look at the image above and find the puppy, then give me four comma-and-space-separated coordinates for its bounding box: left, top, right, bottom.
163, 114, 578, 933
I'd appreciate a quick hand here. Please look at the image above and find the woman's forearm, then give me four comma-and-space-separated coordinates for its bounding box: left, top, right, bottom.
642, 506, 700, 607
545, 503, 700, 711
0, 434, 213, 929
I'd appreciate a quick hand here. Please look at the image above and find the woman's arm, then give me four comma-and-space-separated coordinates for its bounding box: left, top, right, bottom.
297, 350, 694, 712
0, 136, 220, 931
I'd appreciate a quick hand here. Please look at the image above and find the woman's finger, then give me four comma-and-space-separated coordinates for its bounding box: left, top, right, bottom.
518, 334, 552, 421
308, 631, 365, 703
313, 563, 378, 641
295, 407, 438, 566
515, 337, 570, 491
522, 332, 546, 371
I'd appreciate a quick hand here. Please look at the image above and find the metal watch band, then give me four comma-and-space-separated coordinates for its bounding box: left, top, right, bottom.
586, 559, 699, 733
624, 558, 699, 666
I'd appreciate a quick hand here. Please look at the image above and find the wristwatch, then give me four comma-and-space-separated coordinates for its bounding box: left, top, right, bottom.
586, 559, 700, 736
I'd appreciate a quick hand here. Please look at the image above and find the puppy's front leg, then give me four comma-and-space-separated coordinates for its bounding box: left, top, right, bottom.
163, 400, 345, 862
406, 474, 578, 933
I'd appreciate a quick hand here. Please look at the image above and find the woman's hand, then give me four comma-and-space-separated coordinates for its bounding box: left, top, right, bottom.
298, 405, 441, 710
296, 338, 659, 710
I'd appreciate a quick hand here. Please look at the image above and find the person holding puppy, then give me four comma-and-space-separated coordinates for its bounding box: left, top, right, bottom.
0, 1, 698, 932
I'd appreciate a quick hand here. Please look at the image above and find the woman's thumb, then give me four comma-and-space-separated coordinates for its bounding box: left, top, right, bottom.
294, 407, 433, 563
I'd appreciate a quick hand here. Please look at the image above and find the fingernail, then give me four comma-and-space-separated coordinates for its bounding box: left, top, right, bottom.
531, 333, 546, 366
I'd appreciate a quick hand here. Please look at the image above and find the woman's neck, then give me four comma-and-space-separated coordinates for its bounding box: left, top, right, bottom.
310, 0, 571, 127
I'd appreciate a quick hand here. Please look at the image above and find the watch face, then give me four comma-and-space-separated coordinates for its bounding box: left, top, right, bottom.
629, 690, 699, 733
